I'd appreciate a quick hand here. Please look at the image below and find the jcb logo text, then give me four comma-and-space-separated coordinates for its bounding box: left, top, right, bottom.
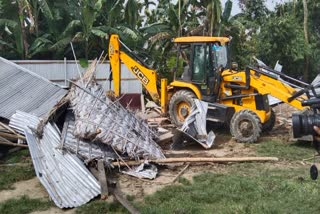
131, 66, 150, 85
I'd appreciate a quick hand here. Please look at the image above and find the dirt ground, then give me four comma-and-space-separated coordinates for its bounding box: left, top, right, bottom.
0, 177, 47, 202
0, 177, 74, 214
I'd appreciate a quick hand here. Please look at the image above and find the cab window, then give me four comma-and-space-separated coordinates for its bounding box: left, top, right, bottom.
192, 45, 208, 82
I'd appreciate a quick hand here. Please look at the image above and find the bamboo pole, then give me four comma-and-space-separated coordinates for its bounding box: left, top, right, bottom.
0, 132, 26, 140
112, 157, 279, 167
0, 141, 28, 148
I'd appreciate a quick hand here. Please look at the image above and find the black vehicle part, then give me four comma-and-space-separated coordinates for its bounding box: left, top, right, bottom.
310, 164, 318, 180
230, 109, 262, 143
255, 94, 270, 111
292, 112, 320, 138
262, 109, 276, 132
206, 102, 235, 125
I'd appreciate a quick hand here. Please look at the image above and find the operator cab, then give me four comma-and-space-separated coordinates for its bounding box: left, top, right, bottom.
174, 36, 230, 102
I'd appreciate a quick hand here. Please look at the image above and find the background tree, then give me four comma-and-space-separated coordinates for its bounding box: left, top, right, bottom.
0, 0, 318, 84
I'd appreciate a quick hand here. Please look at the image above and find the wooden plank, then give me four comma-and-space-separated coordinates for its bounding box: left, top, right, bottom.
0, 141, 28, 148
112, 156, 279, 167
171, 164, 190, 183
0, 122, 25, 139
158, 132, 174, 144
0, 132, 26, 140
97, 160, 108, 199
140, 94, 145, 113
112, 187, 140, 214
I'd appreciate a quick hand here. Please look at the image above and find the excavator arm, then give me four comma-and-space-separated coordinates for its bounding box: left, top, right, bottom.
108, 34, 160, 102
221, 66, 308, 111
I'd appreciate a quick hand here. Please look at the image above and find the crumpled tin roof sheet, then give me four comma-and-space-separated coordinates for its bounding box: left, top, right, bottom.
179, 99, 215, 149
69, 80, 165, 160
61, 111, 117, 162
9, 111, 101, 208
0, 57, 67, 120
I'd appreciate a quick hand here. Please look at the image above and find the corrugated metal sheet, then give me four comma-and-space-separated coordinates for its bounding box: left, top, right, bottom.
13, 60, 142, 93
0, 57, 67, 120
180, 99, 215, 149
61, 111, 117, 162
69, 78, 165, 160
9, 111, 101, 208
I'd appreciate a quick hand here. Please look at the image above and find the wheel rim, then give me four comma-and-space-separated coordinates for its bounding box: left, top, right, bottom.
176, 101, 191, 122
238, 119, 254, 138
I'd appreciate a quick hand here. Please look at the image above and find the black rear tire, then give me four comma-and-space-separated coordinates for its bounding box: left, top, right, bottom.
262, 109, 276, 132
169, 90, 196, 127
230, 109, 262, 143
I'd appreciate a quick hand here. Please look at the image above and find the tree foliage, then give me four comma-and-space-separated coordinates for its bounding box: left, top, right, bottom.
0, 0, 319, 82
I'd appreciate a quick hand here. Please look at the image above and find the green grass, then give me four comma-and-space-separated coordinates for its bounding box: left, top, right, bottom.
139, 167, 320, 214
0, 149, 35, 190
0, 196, 52, 214
255, 140, 314, 161
1, 141, 318, 214
2, 149, 30, 164
137, 137, 318, 213
76, 199, 128, 214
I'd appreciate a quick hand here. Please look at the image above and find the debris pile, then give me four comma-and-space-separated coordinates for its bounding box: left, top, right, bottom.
61, 111, 118, 163
0, 59, 165, 209
0, 56, 67, 153
69, 78, 165, 160
0, 58, 281, 211
272, 103, 299, 135
10, 111, 101, 208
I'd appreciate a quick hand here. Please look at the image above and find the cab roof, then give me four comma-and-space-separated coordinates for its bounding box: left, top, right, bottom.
173, 36, 230, 44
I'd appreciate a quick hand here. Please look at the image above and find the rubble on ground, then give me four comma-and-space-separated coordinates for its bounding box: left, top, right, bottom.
272, 103, 300, 135
0, 58, 289, 211
1, 59, 166, 209
68, 61, 165, 160
10, 111, 101, 208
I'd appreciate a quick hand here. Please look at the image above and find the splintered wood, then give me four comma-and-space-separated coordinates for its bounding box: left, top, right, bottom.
0, 121, 27, 147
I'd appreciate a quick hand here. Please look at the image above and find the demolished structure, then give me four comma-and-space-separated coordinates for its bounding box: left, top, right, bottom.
1, 58, 165, 209
0, 57, 281, 211
0, 57, 67, 120
68, 62, 165, 160
10, 111, 101, 208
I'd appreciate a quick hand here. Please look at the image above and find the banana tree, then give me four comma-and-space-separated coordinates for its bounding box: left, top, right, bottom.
0, 0, 55, 59
141, 0, 202, 73
51, 0, 142, 60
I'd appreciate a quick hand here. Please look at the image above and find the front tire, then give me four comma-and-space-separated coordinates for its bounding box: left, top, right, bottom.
230, 109, 262, 143
169, 90, 196, 127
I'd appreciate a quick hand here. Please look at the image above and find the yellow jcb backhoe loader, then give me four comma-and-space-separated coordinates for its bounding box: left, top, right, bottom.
108, 34, 308, 143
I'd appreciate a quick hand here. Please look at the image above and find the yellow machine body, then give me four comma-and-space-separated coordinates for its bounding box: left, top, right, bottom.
108, 34, 308, 142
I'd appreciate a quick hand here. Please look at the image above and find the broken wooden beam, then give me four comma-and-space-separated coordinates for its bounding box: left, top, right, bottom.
158, 132, 174, 144
112, 187, 140, 214
98, 160, 109, 199
0, 141, 28, 148
112, 156, 279, 167
0, 132, 26, 141
171, 164, 190, 183
163, 150, 213, 158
